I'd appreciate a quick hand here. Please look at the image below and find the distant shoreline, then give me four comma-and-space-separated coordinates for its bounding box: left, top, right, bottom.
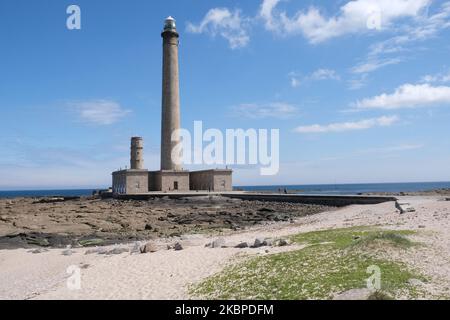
1, 181, 450, 198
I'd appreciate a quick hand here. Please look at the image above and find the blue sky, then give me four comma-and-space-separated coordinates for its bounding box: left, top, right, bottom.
1, 0, 450, 189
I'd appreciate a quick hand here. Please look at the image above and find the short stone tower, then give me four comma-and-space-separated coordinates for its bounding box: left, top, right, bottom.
130, 137, 143, 170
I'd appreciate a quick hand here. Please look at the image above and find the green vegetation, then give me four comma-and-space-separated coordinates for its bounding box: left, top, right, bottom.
191, 227, 426, 300
78, 238, 104, 247
291, 227, 416, 249
367, 291, 394, 300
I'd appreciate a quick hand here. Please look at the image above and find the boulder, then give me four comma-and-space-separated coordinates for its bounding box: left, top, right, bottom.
235, 242, 249, 249
140, 242, 159, 254
174, 242, 183, 251
252, 238, 266, 248
273, 239, 289, 247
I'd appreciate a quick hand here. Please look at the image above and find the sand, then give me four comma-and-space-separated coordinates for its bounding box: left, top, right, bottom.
1, 196, 450, 300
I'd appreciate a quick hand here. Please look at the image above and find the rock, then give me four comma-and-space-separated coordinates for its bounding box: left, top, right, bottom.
169, 232, 181, 238
235, 242, 249, 248
85, 247, 107, 255
107, 248, 129, 255
252, 238, 266, 248
140, 242, 159, 254
79, 239, 104, 247
408, 278, 424, 286
174, 242, 183, 251
33, 197, 65, 204
258, 208, 275, 213
333, 288, 373, 300
396, 201, 416, 214
28, 248, 48, 254
130, 242, 141, 254
209, 238, 226, 248
62, 249, 74, 256
273, 239, 288, 247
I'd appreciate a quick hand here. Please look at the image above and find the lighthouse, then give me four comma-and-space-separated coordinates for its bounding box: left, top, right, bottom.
160, 16, 182, 171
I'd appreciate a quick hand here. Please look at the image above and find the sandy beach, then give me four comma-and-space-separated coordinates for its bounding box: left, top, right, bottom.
1, 194, 449, 300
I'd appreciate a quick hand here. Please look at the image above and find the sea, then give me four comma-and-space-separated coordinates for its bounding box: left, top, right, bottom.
1, 181, 450, 198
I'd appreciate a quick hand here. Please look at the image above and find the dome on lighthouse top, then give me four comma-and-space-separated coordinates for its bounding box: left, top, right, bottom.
164, 16, 177, 31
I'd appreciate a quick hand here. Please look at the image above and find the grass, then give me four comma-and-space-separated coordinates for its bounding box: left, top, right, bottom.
367, 291, 394, 300
191, 227, 427, 300
78, 238, 104, 247
291, 227, 416, 249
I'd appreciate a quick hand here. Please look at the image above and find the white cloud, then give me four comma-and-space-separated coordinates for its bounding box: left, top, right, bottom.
351, 57, 402, 74
70, 100, 131, 125
294, 115, 399, 133
355, 84, 450, 109
368, 2, 450, 56
353, 2, 450, 77
289, 68, 340, 87
259, 0, 431, 43
421, 71, 450, 83
232, 102, 298, 119
348, 74, 369, 90
310, 68, 341, 81
290, 76, 301, 88
260, 0, 282, 31
186, 8, 250, 49
359, 144, 424, 154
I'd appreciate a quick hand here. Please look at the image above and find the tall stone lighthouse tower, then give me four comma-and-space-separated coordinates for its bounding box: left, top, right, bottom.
161, 16, 182, 171
112, 17, 232, 195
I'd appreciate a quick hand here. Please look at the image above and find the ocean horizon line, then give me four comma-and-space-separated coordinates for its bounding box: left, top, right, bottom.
1, 181, 450, 198
1, 180, 450, 192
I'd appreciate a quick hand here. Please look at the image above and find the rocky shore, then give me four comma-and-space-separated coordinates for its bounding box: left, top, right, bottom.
0, 195, 334, 249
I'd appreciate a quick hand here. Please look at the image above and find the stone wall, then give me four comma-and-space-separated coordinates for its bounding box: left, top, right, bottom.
213, 172, 233, 191
190, 170, 232, 191
149, 170, 190, 192
112, 170, 149, 194
160, 171, 190, 192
